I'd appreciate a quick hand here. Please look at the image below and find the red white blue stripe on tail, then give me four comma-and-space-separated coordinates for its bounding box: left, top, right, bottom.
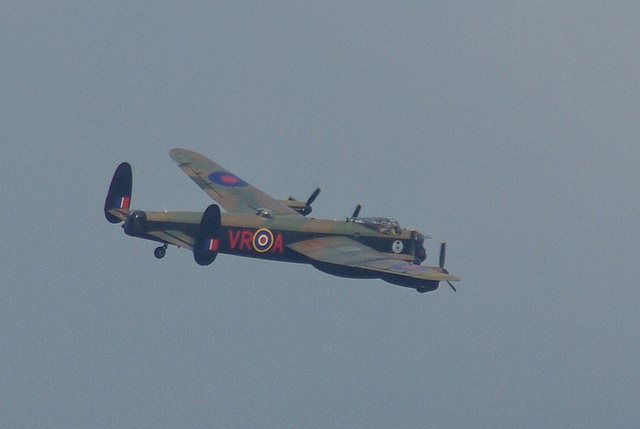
205, 238, 219, 251
116, 196, 130, 209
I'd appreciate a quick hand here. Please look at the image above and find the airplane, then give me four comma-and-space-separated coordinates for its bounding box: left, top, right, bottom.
104, 149, 460, 293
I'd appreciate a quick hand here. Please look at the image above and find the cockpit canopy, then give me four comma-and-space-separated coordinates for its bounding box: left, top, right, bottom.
347, 217, 401, 235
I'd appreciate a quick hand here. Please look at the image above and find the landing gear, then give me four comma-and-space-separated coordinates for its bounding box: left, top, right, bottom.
154, 245, 167, 259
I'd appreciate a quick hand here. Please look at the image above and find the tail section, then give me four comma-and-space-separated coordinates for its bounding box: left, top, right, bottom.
193, 204, 221, 266
104, 162, 132, 223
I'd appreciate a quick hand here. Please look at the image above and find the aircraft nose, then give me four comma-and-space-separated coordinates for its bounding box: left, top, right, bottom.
411, 231, 427, 264
415, 245, 427, 264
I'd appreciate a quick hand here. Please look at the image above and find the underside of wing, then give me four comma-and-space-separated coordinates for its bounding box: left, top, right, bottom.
288, 236, 460, 286
169, 148, 300, 216
146, 230, 194, 251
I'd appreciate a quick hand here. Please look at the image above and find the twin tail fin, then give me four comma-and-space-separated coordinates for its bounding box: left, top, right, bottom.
104, 162, 132, 224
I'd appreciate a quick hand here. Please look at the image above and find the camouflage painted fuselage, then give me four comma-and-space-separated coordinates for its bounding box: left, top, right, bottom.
124, 210, 425, 268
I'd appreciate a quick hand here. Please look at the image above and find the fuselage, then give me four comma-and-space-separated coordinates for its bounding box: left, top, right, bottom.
124, 210, 427, 266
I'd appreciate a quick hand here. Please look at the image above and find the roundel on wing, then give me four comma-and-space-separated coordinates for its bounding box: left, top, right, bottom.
208, 171, 248, 187
252, 228, 274, 252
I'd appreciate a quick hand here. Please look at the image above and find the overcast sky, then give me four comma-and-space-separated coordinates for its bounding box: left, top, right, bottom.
2, 2, 639, 428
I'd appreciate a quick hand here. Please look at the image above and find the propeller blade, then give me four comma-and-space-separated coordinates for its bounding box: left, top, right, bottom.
352, 204, 362, 218
440, 242, 457, 292
306, 187, 321, 206
439, 241, 446, 268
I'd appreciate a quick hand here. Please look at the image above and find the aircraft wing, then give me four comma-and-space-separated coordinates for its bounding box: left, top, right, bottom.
146, 230, 194, 251
288, 236, 460, 283
169, 148, 300, 216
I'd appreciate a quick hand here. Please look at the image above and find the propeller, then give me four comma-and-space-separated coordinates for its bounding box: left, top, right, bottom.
306, 187, 321, 207
351, 204, 362, 218
439, 241, 457, 292
289, 187, 321, 215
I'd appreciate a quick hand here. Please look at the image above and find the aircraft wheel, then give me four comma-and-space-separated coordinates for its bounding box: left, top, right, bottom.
416, 287, 428, 294
154, 246, 167, 259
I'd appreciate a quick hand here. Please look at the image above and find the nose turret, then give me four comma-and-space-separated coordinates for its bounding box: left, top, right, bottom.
412, 231, 427, 264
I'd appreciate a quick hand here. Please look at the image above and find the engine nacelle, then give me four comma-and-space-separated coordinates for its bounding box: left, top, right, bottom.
193, 204, 221, 266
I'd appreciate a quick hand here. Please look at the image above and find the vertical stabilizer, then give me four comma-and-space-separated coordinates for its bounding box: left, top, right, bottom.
104, 162, 132, 223
193, 204, 221, 266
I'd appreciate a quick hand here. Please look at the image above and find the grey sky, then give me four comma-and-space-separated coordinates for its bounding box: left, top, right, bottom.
2, 2, 639, 427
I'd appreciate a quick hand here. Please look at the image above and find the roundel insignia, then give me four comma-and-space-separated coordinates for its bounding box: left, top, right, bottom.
392, 240, 404, 254
208, 171, 248, 187
252, 228, 274, 252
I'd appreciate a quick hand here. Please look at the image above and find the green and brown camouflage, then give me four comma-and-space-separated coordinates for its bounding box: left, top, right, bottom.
104, 149, 460, 293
